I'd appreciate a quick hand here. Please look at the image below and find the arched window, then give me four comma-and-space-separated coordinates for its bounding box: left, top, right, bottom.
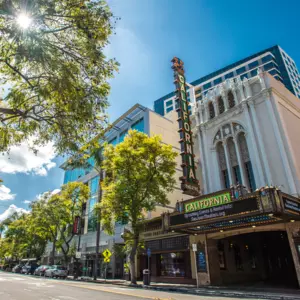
217, 142, 230, 188
218, 96, 225, 114
208, 102, 215, 119
238, 133, 256, 191
228, 91, 235, 108
227, 138, 242, 184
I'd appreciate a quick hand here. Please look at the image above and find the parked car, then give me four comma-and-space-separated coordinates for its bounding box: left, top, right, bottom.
21, 264, 38, 275
12, 265, 23, 273
45, 265, 68, 279
34, 265, 50, 276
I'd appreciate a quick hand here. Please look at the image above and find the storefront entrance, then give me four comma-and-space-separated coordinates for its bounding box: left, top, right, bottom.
215, 231, 298, 287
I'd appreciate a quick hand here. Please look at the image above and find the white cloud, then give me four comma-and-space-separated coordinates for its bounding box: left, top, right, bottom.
0, 204, 29, 223
34, 188, 61, 202
0, 185, 16, 201
0, 141, 56, 176
23, 200, 31, 204
51, 189, 61, 195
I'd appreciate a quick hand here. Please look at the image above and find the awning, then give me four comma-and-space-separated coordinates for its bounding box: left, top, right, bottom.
164, 188, 300, 234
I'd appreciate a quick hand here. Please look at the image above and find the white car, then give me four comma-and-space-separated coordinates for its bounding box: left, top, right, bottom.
44, 265, 68, 279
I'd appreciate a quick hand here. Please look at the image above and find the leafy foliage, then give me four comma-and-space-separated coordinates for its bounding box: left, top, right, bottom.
0, 181, 89, 265
0, 0, 119, 153
100, 130, 177, 283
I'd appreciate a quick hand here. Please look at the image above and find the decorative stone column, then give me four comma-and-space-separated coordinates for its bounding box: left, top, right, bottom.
257, 68, 266, 90
248, 99, 272, 185
203, 128, 213, 193
233, 137, 247, 187
197, 128, 208, 194
242, 102, 265, 187
222, 92, 228, 111
199, 103, 204, 124
211, 146, 222, 191
204, 103, 209, 123
223, 140, 234, 185
243, 77, 252, 98
232, 88, 239, 104
213, 99, 219, 117
237, 78, 246, 101
266, 93, 297, 195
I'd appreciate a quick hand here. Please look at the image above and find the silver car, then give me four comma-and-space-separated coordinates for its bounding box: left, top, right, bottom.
44, 265, 68, 279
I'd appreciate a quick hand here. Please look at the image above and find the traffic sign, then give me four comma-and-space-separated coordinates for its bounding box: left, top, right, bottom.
75, 251, 81, 259
146, 248, 151, 257
103, 249, 112, 259
104, 257, 110, 263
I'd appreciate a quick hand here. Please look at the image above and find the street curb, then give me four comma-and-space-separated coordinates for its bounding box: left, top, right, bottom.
68, 277, 300, 300
141, 285, 300, 300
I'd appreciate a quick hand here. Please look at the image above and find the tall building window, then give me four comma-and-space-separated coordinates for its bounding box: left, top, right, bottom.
166, 106, 174, 113
208, 102, 215, 119
238, 133, 256, 191
218, 96, 225, 114
217, 142, 229, 188
90, 176, 99, 195
131, 118, 144, 132
228, 91, 235, 108
119, 129, 128, 143
225, 72, 234, 79
228, 138, 241, 184
248, 61, 259, 70
236, 66, 246, 75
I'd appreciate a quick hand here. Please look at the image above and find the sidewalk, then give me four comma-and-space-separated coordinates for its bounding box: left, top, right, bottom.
67, 276, 300, 300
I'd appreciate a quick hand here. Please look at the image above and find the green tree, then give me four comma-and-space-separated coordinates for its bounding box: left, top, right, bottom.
1, 212, 46, 261
30, 191, 60, 265
52, 182, 89, 265
100, 130, 177, 284
0, 0, 119, 153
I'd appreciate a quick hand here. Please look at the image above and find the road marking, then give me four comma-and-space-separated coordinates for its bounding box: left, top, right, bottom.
56, 282, 173, 300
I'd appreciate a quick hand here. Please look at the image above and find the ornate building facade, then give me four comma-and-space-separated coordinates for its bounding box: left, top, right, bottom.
192, 69, 300, 197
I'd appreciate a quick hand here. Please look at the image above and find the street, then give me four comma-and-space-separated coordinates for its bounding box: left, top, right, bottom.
0, 271, 263, 300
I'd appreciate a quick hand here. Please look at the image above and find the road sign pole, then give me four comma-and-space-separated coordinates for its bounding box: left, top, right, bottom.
192, 244, 199, 288
194, 250, 199, 288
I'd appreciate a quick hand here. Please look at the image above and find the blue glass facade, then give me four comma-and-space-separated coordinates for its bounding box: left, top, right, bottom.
63, 168, 85, 184
131, 118, 144, 132
63, 117, 145, 185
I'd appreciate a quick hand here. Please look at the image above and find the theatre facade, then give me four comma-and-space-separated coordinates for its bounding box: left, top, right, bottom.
139, 187, 300, 287
138, 60, 300, 287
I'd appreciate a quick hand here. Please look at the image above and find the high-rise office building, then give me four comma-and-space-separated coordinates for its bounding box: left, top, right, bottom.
154, 45, 300, 116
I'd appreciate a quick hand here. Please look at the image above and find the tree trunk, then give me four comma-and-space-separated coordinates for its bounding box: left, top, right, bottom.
129, 233, 139, 285
50, 240, 56, 265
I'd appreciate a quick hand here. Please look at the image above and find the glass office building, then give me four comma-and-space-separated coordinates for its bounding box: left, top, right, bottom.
154, 45, 300, 116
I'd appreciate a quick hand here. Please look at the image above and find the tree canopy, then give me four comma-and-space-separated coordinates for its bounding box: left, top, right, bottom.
0, 0, 119, 153
100, 130, 177, 283
0, 181, 89, 265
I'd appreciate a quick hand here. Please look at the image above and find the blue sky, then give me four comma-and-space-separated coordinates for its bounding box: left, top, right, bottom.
1, 0, 300, 218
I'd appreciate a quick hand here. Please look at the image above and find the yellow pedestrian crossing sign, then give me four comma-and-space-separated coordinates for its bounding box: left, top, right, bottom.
103, 249, 112, 263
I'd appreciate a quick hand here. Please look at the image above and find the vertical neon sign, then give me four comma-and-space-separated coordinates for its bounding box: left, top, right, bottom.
172, 57, 200, 196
